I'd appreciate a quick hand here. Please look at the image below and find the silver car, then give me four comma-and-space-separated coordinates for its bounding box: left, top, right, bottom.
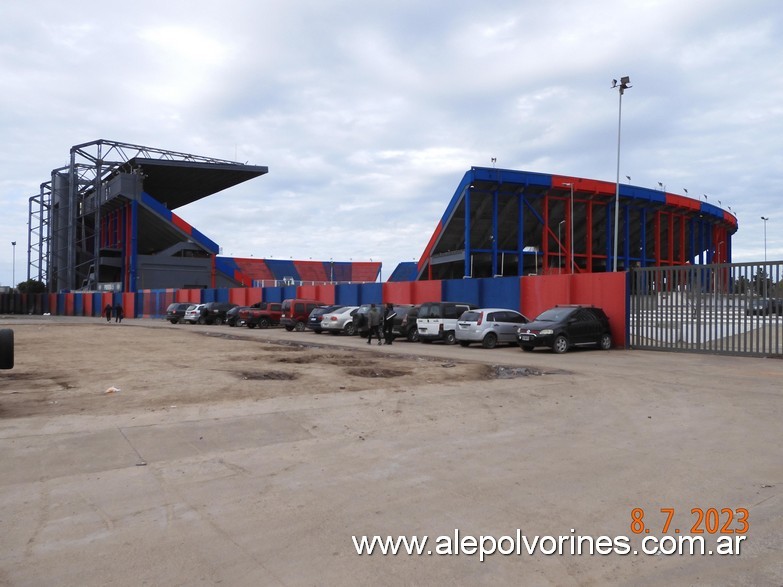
455, 308, 529, 349
320, 306, 360, 335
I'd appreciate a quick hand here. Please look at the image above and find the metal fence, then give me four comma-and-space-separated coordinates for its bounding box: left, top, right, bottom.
629, 262, 783, 357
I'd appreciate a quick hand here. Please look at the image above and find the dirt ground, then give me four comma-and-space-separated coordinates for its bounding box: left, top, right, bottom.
0, 321, 502, 419
0, 317, 781, 586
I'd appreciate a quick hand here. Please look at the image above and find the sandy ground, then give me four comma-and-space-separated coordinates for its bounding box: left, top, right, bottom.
0, 316, 781, 586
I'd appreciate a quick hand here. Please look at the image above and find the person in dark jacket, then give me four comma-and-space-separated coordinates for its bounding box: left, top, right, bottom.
383, 304, 396, 345
104, 303, 113, 322
366, 304, 382, 345
114, 303, 124, 323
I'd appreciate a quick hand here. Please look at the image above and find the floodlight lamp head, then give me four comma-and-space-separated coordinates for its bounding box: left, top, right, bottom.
620, 76, 630, 86
611, 79, 618, 88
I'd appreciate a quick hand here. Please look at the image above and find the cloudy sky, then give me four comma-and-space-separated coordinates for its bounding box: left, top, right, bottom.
1, 0, 781, 287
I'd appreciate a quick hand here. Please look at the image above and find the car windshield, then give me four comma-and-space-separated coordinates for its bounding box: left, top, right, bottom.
460, 311, 481, 322
534, 308, 575, 322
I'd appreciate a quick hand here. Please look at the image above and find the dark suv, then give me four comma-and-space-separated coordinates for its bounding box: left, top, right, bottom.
517, 305, 611, 353
165, 302, 191, 324
389, 304, 420, 342
203, 302, 238, 325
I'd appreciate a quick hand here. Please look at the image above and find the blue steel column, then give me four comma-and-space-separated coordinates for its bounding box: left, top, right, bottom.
517, 190, 525, 276
491, 188, 499, 276
463, 187, 472, 277
130, 199, 139, 292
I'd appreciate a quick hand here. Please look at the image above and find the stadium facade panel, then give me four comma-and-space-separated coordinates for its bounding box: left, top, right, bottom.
414, 167, 738, 280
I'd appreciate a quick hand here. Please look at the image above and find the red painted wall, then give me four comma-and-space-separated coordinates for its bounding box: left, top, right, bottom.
520, 275, 571, 319
520, 272, 626, 347
383, 281, 412, 304
411, 280, 442, 304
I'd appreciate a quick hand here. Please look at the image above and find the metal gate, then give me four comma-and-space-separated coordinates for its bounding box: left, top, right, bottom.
629, 262, 783, 357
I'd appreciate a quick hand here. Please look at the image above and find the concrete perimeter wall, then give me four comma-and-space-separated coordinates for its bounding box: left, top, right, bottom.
0, 273, 627, 346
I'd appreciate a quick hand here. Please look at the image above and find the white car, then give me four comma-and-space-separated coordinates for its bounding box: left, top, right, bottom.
320, 306, 360, 335
456, 308, 529, 349
182, 303, 207, 324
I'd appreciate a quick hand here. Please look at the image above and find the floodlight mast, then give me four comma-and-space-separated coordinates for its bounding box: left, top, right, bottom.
612, 76, 631, 272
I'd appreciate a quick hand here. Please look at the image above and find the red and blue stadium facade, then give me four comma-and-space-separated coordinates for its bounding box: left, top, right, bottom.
414, 167, 738, 280
13, 146, 742, 348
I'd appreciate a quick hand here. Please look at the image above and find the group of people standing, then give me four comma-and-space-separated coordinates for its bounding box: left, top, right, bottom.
364, 303, 396, 345
103, 303, 124, 323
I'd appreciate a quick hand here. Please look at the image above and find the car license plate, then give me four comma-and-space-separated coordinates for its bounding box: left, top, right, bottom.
520, 335, 532, 341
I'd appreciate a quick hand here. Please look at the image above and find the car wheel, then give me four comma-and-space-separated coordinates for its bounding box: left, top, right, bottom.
285, 325, 295, 332
344, 322, 356, 336
169, 319, 178, 324
482, 333, 498, 349
552, 335, 569, 354
213, 317, 223, 326
228, 321, 236, 327
444, 331, 456, 345
197, 316, 206, 325
406, 328, 419, 343
247, 323, 256, 329
0, 329, 14, 370
314, 329, 323, 334
258, 317, 270, 329
599, 333, 612, 350
520, 345, 534, 352
458, 341, 470, 347
294, 321, 306, 332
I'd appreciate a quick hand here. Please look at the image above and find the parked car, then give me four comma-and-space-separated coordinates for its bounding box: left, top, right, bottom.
165, 302, 191, 324
202, 302, 238, 325
280, 298, 324, 331
240, 301, 283, 328
389, 304, 420, 342
182, 303, 208, 324
225, 305, 247, 327
745, 298, 783, 316
307, 305, 345, 333
517, 305, 612, 353
320, 306, 360, 335
456, 308, 529, 349
417, 301, 477, 344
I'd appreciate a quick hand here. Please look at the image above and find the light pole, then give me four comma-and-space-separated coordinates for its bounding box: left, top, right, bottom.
612, 76, 631, 272
557, 220, 565, 274
761, 217, 768, 263
563, 182, 575, 273
11, 241, 15, 290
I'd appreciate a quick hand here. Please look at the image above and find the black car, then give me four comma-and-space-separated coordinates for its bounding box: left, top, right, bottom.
390, 304, 420, 342
517, 305, 612, 353
202, 302, 238, 325
307, 305, 344, 333
165, 302, 191, 324
225, 305, 247, 327
745, 298, 783, 316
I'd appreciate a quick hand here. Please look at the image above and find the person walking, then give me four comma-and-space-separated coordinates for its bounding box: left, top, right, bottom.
366, 304, 382, 345
104, 303, 113, 322
383, 304, 396, 345
114, 303, 124, 323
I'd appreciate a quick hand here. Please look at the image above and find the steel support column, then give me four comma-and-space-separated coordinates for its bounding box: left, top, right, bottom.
463, 187, 472, 277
